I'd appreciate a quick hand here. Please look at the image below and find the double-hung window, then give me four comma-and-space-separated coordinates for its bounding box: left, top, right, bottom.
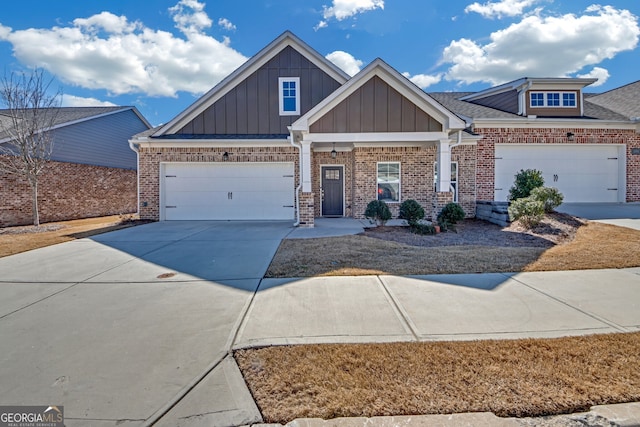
377, 162, 400, 202
279, 77, 300, 116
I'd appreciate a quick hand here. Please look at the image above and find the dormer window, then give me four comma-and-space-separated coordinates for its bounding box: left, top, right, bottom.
530, 91, 577, 108
279, 77, 300, 116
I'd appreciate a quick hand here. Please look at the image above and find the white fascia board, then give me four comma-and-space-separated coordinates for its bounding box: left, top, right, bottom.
307, 131, 449, 143
472, 118, 637, 130
155, 32, 349, 137
133, 139, 290, 149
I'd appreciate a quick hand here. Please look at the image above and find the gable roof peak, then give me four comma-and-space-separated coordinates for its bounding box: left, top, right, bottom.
153, 30, 350, 136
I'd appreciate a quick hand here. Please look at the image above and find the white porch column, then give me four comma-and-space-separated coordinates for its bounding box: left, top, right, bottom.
300, 138, 312, 193
437, 139, 452, 192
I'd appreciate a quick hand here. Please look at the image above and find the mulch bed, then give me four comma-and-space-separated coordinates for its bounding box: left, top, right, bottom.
363, 213, 586, 248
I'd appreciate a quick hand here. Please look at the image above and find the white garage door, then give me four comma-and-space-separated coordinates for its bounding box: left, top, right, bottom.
161, 162, 295, 220
495, 144, 623, 203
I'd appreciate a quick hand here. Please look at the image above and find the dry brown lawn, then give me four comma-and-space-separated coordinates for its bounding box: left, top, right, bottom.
266, 220, 640, 277
235, 332, 640, 424
0, 215, 148, 257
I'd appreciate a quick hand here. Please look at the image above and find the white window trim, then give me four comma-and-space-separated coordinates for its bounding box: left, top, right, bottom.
530, 91, 577, 108
434, 161, 458, 202
279, 77, 300, 116
377, 161, 401, 203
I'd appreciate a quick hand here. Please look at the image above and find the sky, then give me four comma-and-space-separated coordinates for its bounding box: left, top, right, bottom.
0, 0, 638, 126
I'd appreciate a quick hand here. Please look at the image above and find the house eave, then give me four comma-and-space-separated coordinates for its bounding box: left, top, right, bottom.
131, 137, 291, 149
471, 117, 638, 130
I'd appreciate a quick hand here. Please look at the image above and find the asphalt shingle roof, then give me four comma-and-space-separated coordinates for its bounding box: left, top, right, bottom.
585, 81, 640, 120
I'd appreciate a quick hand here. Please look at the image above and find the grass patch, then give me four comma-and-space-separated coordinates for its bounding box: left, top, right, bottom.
266, 221, 640, 277
235, 332, 640, 424
0, 215, 150, 258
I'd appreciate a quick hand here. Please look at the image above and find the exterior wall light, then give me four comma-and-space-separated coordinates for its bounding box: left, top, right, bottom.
222, 151, 229, 161
331, 143, 337, 159
567, 132, 575, 141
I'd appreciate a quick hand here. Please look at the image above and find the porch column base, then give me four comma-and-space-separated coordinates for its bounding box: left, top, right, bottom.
298, 192, 315, 227
431, 191, 454, 221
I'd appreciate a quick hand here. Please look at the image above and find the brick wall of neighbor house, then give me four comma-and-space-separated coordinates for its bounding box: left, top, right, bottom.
0, 157, 136, 227
475, 127, 640, 202
137, 146, 300, 221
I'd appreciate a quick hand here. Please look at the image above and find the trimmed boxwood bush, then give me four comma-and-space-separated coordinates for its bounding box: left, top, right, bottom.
530, 186, 564, 213
437, 202, 466, 232
508, 197, 544, 229
364, 200, 392, 226
399, 199, 425, 227
509, 169, 544, 201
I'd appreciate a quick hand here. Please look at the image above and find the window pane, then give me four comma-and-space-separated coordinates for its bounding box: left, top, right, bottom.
377, 162, 400, 202
531, 93, 544, 107
283, 97, 296, 112
563, 93, 576, 106
548, 93, 560, 106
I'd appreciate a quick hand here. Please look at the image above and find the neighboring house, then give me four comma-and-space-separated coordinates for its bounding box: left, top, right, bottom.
130, 31, 640, 227
1, 106, 151, 226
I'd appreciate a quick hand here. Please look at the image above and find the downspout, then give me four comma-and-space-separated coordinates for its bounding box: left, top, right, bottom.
129, 139, 141, 216
288, 128, 301, 227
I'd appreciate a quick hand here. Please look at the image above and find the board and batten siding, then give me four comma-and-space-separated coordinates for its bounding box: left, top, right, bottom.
51, 109, 148, 170
310, 76, 443, 133
177, 46, 343, 136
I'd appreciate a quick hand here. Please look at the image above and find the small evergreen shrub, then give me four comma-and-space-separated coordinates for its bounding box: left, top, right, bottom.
509, 169, 544, 201
399, 199, 425, 226
411, 223, 436, 235
508, 197, 544, 229
437, 202, 466, 233
364, 200, 392, 226
530, 186, 564, 213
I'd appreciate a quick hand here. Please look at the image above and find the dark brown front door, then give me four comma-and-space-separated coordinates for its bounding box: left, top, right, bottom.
321, 166, 344, 216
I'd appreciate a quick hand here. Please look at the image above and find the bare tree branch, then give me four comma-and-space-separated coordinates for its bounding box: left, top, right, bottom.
0, 68, 62, 226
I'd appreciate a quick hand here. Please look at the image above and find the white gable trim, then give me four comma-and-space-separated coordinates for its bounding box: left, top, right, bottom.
154, 31, 350, 137
291, 58, 466, 133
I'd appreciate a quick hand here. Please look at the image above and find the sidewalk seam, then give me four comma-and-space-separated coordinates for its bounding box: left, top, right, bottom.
505, 273, 629, 333
377, 275, 420, 341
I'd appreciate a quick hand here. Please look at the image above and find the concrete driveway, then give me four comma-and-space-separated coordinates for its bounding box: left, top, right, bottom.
0, 221, 293, 427
557, 202, 640, 230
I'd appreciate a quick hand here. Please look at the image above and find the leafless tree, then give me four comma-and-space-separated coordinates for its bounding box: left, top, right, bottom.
0, 69, 62, 226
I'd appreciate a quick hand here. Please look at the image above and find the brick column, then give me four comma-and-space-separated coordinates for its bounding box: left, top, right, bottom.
431, 191, 454, 221
298, 192, 315, 227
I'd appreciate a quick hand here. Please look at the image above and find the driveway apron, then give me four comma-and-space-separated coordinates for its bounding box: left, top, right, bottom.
0, 221, 292, 427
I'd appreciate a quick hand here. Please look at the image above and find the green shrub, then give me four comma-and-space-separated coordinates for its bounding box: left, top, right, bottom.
530, 186, 564, 213
364, 200, 392, 226
509, 169, 544, 201
410, 223, 436, 235
508, 197, 544, 229
399, 199, 425, 226
437, 202, 465, 233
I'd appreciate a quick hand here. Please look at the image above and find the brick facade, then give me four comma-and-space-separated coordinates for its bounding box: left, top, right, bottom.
0, 158, 136, 227
137, 146, 300, 221
475, 127, 640, 202
311, 145, 476, 221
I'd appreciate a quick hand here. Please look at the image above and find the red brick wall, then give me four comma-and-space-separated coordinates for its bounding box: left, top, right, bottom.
0, 158, 137, 227
475, 127, 640, 202
138, 146, 300, 221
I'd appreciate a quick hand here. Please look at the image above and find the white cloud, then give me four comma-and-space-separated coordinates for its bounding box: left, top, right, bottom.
0, 0, 247, 97
465, 0, 539, 19
318, 0, 384, 28
61, 94, 117, 107
442, 5, 639, 86
326, 51, 362, 76
402, 72, 442, 89
218, 18, 236, 31
577, 67, 609, 86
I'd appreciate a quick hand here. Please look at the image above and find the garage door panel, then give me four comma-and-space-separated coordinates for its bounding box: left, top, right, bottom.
495, 144, 622, 203
162, 163, 295, 221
